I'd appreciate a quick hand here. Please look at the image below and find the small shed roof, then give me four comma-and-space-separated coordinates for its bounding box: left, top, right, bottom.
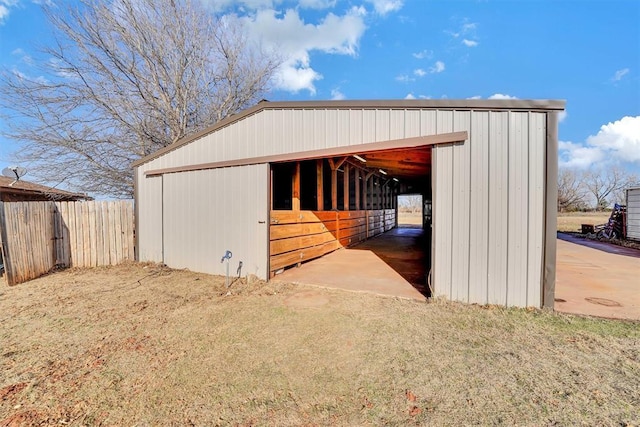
0, 176, 93, 201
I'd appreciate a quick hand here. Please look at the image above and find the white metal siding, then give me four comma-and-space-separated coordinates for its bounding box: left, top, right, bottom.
487, 112, 509, 305
432, 111, 546, 307
161, 164, 269, 279
469, 111, 489, 304
136, 171, 163, 263
627, 188, 640, 240
140, 108, 476, 171
432, 111, 454, 300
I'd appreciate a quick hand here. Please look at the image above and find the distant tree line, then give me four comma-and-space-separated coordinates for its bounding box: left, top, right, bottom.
558, 166, 638, 211
398, 195, 423, 213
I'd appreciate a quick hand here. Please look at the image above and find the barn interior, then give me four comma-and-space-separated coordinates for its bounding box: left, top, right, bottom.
269, 145, 433, 297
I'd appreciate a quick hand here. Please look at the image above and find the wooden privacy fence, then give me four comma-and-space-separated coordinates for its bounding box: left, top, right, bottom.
0, 200, 134, 285
269, 209, 396, 276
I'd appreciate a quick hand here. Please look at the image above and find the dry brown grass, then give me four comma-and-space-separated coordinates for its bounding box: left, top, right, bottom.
398, 211, 422, 226
1, 264, 638, 426
557, 211, 610, 233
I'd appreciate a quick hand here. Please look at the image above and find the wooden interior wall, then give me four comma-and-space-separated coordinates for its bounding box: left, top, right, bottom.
269, 209, 396, 276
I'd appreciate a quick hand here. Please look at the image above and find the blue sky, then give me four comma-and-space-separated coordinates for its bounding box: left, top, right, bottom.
1, 0, 639, 178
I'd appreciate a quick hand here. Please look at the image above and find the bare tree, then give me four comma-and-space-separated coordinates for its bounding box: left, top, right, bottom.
583, 166, 637, 210
399, 195, 422, 213
557, 167, 587, 211
1, 0, 280, 197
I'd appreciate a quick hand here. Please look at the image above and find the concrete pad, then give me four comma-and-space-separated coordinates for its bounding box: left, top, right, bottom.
555, 234, 640, 320
272, 248, 427, 301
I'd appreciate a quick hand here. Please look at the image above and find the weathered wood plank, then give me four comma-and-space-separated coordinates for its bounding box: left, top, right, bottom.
270, 210, 323, 225
108, 201, 117, 265
270, 222, 328, 240
113, 202, 124, 264
270, 240, 340, 272
337, 210, 366, 220
270, 231, 335, 256
311, 211, 339, 221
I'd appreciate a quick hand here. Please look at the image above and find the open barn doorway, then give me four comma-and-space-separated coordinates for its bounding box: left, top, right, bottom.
398, 194, 423, 228
269, 145, 433, 299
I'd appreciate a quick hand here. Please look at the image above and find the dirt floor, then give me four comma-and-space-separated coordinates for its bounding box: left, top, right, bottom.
1, 264, 639, 426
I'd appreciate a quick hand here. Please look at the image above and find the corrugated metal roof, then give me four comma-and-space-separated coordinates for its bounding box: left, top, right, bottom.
132, 99, 566, 168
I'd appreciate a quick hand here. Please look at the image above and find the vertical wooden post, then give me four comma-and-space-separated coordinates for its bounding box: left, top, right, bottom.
354, 168, 360, 210
363, 174, 368, 210
316, 159, 324, 210
328, 157, 348, 211
292, 161, 301, 211
343, 163, 350, 211
370, 175, 375, 210
385, 181, 390, 209
382, 180, 390, 210
328, 159, 337, 210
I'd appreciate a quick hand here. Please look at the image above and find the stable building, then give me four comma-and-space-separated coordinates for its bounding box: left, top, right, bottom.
133, 99, 565, 308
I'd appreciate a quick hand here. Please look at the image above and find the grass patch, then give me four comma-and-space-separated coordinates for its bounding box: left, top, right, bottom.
1, 264, 638, 426
557, 211, 610, 233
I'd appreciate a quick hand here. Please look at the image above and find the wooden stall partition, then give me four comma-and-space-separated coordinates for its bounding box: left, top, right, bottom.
270, 210, 340, 274
269, 207, 397, 276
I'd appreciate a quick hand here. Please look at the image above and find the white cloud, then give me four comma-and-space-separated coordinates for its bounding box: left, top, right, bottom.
399, 63, 443, 82
365, 0, 403, 16
0, 0, 19, 24
298, 0, 337, 9
412, 49, 432, 59
11, 47, 33, 65
447, 18, 479, 47
429, 60, 445, 74
612, 68, 629, 82
558, 110, 567, 123
201, 0, 276, 12
559, 116, 640, 169
395, 74, 413, 82
404, 93, 430, 100
587, 116, 640, 163
331, 88, 345, 100
461, 22, 476, 32
488, 93, 518, 100
243, 6, 367, 94
559, 140, 604, 169
467, 95, 482, 99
